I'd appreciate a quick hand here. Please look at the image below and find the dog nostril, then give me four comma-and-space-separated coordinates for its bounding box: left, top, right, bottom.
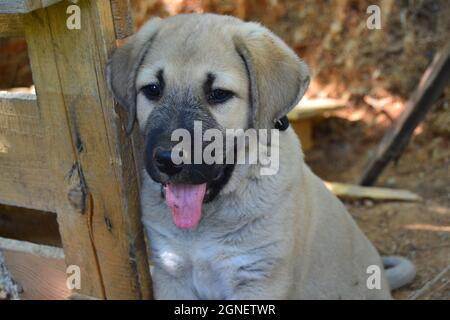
154, 150, 172, 165
154, 149, 183, 176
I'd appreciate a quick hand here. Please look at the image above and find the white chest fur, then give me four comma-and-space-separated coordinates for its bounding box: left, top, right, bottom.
147, 222, 283, 299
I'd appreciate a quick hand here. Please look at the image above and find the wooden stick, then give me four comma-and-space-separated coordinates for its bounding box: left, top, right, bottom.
288, 98, 347, 120
324, 181, 422, 202
360, 42, 450, 186
408, 264, 450, 300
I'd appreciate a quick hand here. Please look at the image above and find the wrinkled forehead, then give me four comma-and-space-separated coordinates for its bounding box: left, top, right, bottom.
136, 20, 246, 91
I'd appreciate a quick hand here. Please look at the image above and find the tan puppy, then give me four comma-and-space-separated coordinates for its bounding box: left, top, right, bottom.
107, 14, 414, 299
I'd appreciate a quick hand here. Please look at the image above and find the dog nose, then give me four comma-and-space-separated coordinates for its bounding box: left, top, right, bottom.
154, 149, 182, 176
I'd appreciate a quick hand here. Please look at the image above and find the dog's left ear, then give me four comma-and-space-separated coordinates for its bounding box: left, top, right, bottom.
234, 23, 310, 129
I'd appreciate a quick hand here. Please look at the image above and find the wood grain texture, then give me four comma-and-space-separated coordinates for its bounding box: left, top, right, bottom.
3, 249, 69, 300
110, 0, 133, 39
0, 14, 24, 37
0, 236, 63, 259
0, 93, 55, 212
24, 0, 151, 299
0, 0, 61, 14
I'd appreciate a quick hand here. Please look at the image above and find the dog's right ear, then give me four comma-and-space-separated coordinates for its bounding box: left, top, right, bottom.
233, 22, 310, 130
106, 18, 162, 134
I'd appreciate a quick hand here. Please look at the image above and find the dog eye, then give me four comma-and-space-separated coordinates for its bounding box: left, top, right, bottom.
208, 89, 234, 104
142, 83, 162, 100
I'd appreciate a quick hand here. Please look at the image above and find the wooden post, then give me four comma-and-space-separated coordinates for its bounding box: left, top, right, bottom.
360, 43, 450, 186
110, 0, 133, 39
23, 0, 152, 299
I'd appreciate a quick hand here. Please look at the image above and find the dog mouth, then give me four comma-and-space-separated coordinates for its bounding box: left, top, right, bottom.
160, 164, 234, 230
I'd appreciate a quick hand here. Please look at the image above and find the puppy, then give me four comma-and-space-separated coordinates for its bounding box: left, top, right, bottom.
107, 13, 414, 299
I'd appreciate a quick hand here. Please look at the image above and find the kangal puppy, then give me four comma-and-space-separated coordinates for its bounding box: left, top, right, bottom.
107, 14, 415, 299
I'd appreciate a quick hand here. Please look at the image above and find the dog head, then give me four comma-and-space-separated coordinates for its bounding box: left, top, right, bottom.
106, 14, 310, 228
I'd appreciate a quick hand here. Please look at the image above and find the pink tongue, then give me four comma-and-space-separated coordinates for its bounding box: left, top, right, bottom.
164, 183, 207, 229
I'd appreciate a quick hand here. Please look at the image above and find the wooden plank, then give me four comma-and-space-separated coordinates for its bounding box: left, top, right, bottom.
0, 204, 61, 247
0, 92, 55, 212
0, 14, 24, 37
324, 181, 422, 202
4, 249, 68, 300
289, 99, 347, 151
288, 98, 347, 120
0, 236, 63, 259
24, 0, 152, 299
110, 0, 133, 39
360, 43, 450, 186
0, 0, 61, 14
110, 0, 145, 188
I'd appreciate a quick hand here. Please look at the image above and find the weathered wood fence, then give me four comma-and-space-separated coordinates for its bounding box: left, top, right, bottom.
0, 0, 152, 299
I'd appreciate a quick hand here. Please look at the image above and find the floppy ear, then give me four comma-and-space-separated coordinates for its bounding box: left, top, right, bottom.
233, 23, 310, 129
106, 18, 162, 134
